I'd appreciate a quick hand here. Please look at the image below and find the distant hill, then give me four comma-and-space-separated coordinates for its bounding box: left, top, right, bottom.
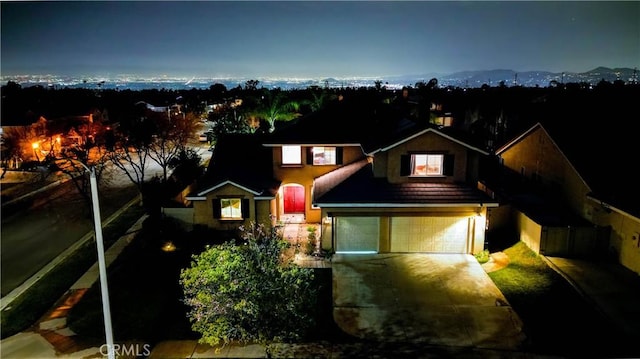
1, 67, 637, 91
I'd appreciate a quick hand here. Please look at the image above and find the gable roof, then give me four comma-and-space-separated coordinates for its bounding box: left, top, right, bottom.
369, 126, 489, 156
187, 133, 280, 199
496, 121, 639, 219
313, 162, 498, 208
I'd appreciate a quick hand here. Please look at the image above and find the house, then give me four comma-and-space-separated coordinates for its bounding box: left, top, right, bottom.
486, 122, 640, 275
186, 94, 498, 255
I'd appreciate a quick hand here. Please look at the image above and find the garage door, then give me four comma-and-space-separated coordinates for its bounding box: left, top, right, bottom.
336, 217, 379, 253
390, 217, 469, 253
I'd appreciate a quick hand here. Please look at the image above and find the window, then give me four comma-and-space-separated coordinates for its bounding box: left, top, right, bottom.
220, 198, 242, 219
312, 146, 336, 165
282, 145, 301, 164
411, 154, 444, 176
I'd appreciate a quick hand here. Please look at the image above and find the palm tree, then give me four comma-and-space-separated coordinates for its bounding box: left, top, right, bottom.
249, 90, 301, 133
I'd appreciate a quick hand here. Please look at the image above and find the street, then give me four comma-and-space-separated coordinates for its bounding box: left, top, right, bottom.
1, 177, 138, 297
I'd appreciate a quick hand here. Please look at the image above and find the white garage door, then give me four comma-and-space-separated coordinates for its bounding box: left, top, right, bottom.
390, 217, 469, 253
336, 217, 379, 253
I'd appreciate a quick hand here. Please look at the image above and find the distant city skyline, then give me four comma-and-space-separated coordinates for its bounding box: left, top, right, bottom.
1, 1, 638, 78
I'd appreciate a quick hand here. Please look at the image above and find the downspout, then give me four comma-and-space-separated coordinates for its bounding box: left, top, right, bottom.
331, 216, 336, 252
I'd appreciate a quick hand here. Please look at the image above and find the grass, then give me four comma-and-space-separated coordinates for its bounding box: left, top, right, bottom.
65, 222, 638, 357
0, 204, 146, 339
489, 241, 636, 357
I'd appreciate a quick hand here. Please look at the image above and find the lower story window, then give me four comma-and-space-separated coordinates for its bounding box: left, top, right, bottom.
220, 198, 242, 219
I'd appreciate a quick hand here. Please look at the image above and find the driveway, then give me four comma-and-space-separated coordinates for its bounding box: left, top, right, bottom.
332, 253, 526, 351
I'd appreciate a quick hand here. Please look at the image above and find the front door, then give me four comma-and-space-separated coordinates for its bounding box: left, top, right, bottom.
283, 186, 305, 213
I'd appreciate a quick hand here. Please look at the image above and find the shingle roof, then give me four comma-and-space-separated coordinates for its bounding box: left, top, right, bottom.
189, 133, 280, 198
314, 162, 498, 207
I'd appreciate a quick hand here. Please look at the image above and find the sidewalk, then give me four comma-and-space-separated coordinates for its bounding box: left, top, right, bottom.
543, 256, 640, 338
0, 215, 148, 359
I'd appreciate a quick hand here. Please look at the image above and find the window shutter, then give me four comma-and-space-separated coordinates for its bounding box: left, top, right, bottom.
212, 199, 221, 218
400, 155, 410, 176
306, 147, 313, 165
241, 198, 250, 218
336, 147, 343, 165
443, 154, 455, 176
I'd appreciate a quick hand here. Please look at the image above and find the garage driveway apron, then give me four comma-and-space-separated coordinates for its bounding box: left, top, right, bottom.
332, 253, 526, 350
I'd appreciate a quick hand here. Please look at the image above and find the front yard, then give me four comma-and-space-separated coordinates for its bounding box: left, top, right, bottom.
66, 217, 636, 357
66, 216, 351, 347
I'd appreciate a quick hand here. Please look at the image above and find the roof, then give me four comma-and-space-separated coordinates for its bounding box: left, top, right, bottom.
264, 93, 488, 155
187, 133, 280, 199
314, 162, 498, 208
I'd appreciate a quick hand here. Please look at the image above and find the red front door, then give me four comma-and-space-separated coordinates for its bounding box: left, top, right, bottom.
283, 186, 305, 213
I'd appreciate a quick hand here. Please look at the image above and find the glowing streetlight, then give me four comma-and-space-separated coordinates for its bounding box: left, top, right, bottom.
32, 142, 40, 162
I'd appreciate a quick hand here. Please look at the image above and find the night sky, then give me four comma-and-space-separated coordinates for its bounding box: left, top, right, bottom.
1, 1, 638, 78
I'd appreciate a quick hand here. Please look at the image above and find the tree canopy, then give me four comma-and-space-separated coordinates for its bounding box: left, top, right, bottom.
180, 223, 317, 347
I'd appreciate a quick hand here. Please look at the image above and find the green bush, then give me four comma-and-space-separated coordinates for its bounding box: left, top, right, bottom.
474, 249, 490, 264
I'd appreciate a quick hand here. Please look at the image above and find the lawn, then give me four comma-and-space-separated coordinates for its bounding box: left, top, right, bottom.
66, 217, 351, 347
488, 241, 636, 357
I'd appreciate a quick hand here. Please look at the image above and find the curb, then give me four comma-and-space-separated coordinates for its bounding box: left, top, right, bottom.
0, 196, 141, 311
1, 177, 71, 208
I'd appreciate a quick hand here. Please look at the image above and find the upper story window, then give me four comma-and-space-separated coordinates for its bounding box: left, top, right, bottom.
400, 153, 453, 177
282, 145, 301, 164
411, 154, 443, 176
312, 146, 336, 165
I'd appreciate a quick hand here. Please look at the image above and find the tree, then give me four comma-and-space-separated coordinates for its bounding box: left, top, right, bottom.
208, 107, 252, 141
247, 90, 301, 132
147, 110, 199, 181
244, 79, 260, 91
106, 111, 154, 196
180, 223, 317, 347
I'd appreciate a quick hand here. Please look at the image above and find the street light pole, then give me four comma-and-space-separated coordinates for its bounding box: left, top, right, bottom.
85, 164, 115, 359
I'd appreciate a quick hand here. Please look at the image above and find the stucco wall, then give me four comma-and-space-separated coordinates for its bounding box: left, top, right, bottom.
518, 211, 542, 254
383, 131, 469, 184
191, 183, 272, 231
589, 199, 640, 275
499, 127, 590, 216
272, 145, 365, 223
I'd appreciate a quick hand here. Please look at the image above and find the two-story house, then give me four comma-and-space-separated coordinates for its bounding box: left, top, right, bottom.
487, 121, 640, 275
186, 94, 498, 255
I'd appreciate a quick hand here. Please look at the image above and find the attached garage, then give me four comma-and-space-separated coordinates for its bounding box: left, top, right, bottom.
334, 215, 473, 254
335, 217, 379, 253
390, 217, 470, 253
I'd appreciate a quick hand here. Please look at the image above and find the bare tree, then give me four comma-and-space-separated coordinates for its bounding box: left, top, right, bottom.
147, 110, 199, 181
106, 115, 154, 196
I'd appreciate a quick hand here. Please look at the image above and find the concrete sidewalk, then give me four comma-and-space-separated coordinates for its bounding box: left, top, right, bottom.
543, 256, 640, 338
0, 215, 148, 359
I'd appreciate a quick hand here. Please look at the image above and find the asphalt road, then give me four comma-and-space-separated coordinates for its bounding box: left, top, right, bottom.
1, 178, 139, 296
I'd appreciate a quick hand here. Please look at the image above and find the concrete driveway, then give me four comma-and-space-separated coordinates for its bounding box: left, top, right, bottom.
332, 253, 526, 351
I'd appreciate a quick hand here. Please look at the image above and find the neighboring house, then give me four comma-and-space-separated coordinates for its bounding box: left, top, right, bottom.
186, 94, 498, 255
486, 122, 640, 275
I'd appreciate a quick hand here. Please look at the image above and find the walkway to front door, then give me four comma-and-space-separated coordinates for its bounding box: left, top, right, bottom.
280, 222, 329, 269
